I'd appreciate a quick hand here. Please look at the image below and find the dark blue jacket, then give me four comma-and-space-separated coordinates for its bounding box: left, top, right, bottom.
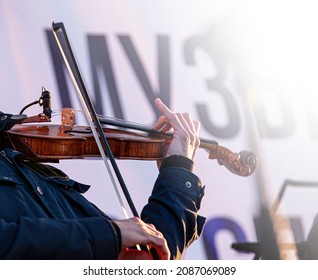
0, 148, 205, 259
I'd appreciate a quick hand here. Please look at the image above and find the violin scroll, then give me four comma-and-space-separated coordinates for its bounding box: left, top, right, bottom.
205, 143, 257, 177
238, 150, 258, 175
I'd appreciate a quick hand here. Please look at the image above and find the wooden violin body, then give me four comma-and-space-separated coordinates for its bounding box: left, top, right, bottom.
1, 121, 257, 177
2, 124, 166, 161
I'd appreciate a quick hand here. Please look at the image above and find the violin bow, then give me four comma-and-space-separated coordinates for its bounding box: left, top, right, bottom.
52, 22, 138, 219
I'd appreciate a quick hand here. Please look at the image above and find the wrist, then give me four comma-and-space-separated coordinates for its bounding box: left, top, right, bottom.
111, 221, 122, 250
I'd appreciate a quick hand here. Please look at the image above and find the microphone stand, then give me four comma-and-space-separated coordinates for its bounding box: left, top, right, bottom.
233, 180, 318, 259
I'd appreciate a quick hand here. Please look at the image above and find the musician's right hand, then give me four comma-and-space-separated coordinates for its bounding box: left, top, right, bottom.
113, 217, 170, 260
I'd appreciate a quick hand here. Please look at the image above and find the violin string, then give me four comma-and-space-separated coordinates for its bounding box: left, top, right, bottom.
51, 109, 82, 117
52, 110, 149, 125
97, 115, 153, 130
52, 109, 155, 132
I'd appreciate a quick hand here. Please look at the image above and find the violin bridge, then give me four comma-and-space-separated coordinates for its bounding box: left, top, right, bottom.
61, 108, 75, 126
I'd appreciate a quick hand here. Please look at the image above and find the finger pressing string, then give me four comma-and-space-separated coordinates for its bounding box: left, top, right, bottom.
152, 115, 168, 131
193, 120, 201, 133
182, 113, 201, 148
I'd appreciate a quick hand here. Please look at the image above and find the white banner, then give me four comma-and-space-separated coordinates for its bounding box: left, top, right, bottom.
1, 0, 318, 259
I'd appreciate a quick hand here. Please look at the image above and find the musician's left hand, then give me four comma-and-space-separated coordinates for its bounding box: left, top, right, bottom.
152, 98, 200, 168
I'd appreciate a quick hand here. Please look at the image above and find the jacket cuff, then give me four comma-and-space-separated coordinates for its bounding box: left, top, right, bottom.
81, 217, 121, 259
154, 167, 205, 209
159, 155, 194, 172
110, 221, 122, 250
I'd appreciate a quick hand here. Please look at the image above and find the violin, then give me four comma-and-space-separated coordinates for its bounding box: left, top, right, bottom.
0, 108, 257, 177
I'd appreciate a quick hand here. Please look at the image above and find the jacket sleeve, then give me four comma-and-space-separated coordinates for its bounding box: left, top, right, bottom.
141, 167, 206, 259
0, 216, 120, 259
